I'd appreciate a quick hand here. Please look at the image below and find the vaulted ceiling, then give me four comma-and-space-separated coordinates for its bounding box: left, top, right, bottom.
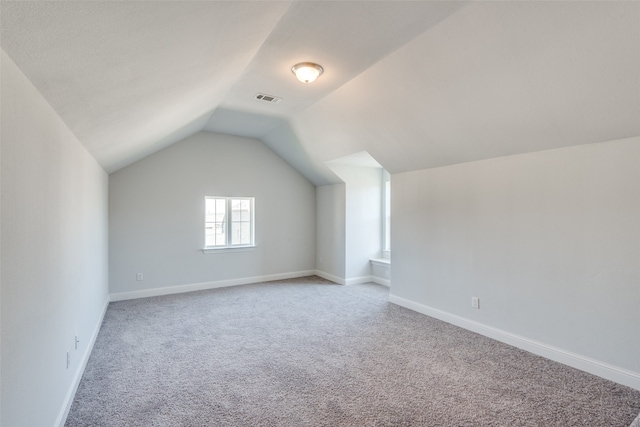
2, 1, 638, 185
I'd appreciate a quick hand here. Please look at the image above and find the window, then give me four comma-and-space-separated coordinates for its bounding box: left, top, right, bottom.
383, 179, 391, 258
205, 197, 254, 249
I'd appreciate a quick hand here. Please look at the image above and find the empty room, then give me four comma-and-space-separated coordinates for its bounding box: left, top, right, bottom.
1, 1, 639, 426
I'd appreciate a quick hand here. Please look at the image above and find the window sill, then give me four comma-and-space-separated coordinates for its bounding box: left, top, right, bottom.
370, 258, 390, 267
202, 246, 255, 254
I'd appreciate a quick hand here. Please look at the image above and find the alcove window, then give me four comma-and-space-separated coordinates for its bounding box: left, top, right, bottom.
205, 197, 254, 249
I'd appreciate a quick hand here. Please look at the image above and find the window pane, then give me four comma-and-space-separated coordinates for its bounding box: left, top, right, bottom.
205, 199, 216, 223
205, 222, 226, 247
240, 199, 250, 221
384, 181, 391, 251
385, 181, 391, 217
215, 222, 226, 246
231, 199, 242, 221
231, 222, 240, 245
205, 223, 216, 247
206, 198, 227, 224
230, 198, 252, 245
205, 196, 253, 248
216, 199, 226, 222
206, 198, 227, 247
240, 222, 251, 245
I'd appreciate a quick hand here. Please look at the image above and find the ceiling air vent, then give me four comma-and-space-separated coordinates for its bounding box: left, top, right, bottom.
255, 93, 282, 104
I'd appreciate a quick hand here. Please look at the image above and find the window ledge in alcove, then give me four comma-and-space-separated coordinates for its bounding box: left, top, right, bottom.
370, 258, 390, 267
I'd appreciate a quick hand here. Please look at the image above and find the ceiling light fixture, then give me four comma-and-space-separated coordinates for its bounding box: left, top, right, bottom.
291, 62, 324, 84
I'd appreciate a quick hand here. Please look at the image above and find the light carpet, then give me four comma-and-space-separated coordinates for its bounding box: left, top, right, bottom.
66, 277, 640, 426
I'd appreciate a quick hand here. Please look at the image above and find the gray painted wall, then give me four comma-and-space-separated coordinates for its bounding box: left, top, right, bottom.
109, 132, 316, 296
329, 165, 383, 280
316, 184, 346, 280
1, 50, 109, 427
391, 137, 640, 375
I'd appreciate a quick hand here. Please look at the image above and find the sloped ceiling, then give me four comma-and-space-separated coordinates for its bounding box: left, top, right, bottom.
291, 1, 640, 178
0, 1, 291, 171
1, 1, 638, 185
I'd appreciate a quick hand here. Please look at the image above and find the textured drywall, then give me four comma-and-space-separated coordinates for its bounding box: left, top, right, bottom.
391, 137, 640, 374
109, 132, 316, 295
1, 49, 109, 427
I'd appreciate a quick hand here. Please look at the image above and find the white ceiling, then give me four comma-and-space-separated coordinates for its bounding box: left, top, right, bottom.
1, 1, 638, 184
0, 1, 291, 171
291, 1, 640, 179
212, 1, 466, 118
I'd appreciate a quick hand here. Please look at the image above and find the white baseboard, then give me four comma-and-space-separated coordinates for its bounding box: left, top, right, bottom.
110, 270, 317, 301
55, 296, 110, 427
314, 270, 390, 287
314, 270, 347, 285
371, 277, 390, 287
389, 294, 640, 391
344, 275, 373, 286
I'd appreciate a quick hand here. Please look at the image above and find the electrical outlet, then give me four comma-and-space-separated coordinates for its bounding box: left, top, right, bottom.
66, 351, 71, 369
472, 297, 480, 309
136, 273, 144, 281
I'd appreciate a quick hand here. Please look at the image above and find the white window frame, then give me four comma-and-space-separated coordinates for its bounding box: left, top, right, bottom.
382, 178, 391, 259
203, 196, 255, 252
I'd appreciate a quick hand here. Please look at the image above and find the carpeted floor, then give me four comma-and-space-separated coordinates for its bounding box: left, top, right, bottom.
66, 276, 640, 426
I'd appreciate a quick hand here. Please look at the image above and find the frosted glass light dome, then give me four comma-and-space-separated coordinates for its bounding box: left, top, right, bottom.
291, 62, 324, 84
